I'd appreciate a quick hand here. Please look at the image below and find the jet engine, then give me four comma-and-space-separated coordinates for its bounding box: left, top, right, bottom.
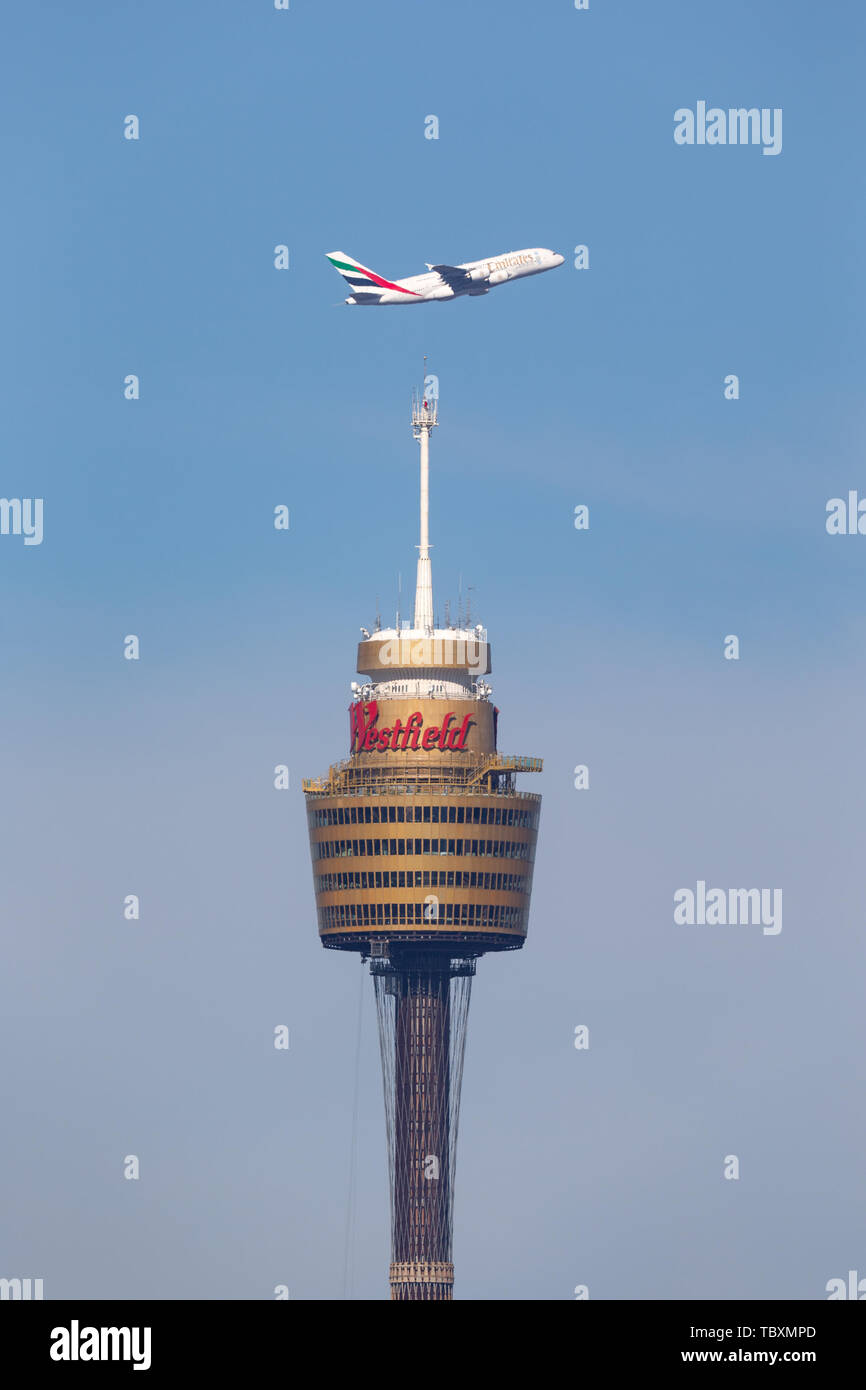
487, 268, 511, 285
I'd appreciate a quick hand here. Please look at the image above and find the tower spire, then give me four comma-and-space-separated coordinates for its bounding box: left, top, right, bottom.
411, 364, 438, 633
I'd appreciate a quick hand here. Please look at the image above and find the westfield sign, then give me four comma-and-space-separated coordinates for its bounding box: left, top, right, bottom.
349, 700, 473, 753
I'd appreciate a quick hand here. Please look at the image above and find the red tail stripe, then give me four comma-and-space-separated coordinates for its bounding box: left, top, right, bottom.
354, 263, 422, 296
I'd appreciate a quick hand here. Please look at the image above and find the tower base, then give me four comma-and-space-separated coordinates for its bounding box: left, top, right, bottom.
389, 1261, 454, 1301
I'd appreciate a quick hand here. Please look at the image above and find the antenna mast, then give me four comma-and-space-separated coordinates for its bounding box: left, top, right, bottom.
411, 359, 438, 634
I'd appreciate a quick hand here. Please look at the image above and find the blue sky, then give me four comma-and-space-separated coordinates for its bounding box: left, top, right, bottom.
1, 0, 865, 1300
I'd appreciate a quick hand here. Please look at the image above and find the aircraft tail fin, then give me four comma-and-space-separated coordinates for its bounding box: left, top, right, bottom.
325, 251, 388, 300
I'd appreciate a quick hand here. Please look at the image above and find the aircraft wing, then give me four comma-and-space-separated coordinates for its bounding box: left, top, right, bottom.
428, 263, 472, 291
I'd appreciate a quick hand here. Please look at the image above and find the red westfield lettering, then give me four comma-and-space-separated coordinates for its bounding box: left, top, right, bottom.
349, 700, 473, 753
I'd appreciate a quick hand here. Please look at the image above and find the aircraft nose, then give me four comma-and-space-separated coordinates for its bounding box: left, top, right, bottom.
552, 252, 565, 267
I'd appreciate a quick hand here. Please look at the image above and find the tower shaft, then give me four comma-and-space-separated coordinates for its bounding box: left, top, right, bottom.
392, 965, 452, 1298
374, 953, 473, 1301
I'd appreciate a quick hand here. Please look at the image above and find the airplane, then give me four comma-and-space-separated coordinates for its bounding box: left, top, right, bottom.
326, 247, 565, 305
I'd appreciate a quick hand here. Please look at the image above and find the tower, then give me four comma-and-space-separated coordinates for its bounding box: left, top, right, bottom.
303, 380, 542, 1300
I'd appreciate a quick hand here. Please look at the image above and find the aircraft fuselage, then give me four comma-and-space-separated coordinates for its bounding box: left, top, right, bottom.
335, 247, 565, 305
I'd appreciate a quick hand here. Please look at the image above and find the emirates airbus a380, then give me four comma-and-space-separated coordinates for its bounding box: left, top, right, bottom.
326, 246, 565, 305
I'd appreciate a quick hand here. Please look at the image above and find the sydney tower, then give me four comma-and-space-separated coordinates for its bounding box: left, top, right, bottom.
303, 382, 542, 1300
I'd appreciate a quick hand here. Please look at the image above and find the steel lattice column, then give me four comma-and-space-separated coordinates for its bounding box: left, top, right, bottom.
392, 967, 451, 1297
373, 954, 474, 1301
